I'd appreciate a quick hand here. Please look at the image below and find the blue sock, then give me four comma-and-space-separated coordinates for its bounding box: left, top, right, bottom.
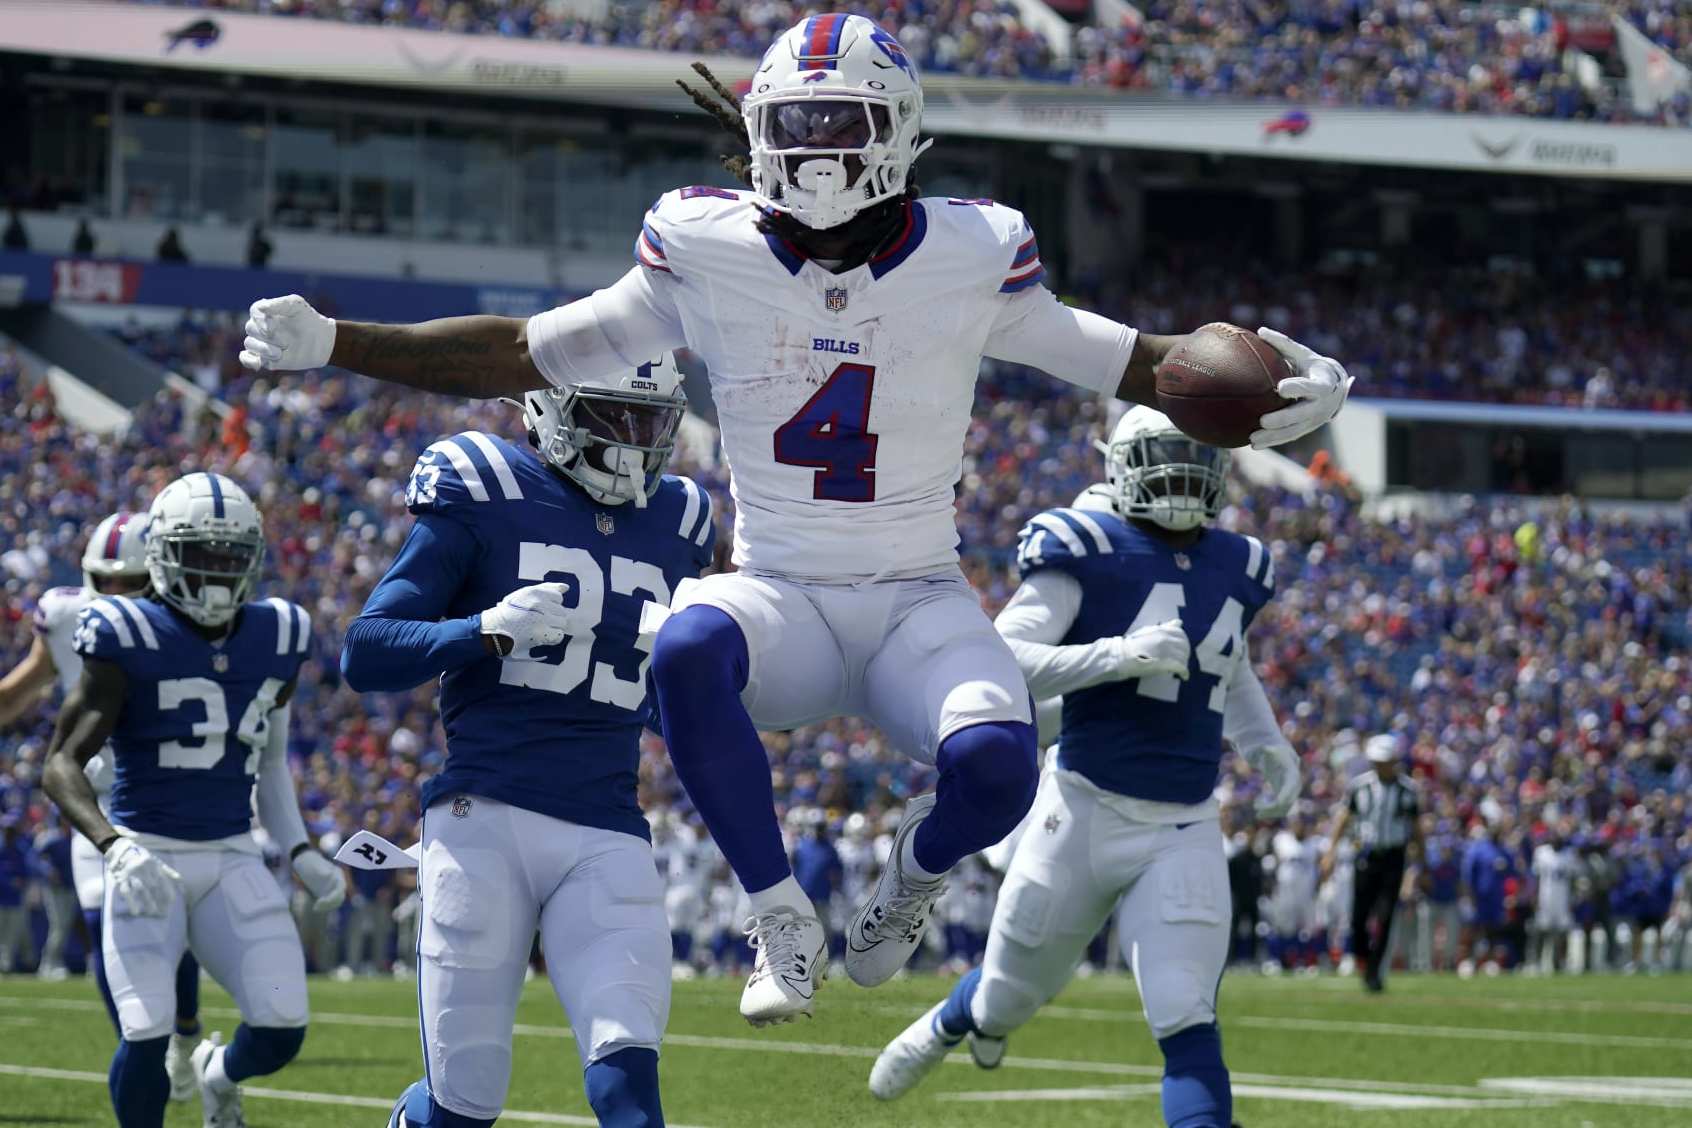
221, 1024, 305, 1082
650, 606, 790, 894
584, 1046, 665, 1127
936, 967, 981, 1040
86, 908, 120, 1034
174, 954, 201, 1037
1158, 1024, 1231, 1128
391, 1079, 495, 1128
109, 1035, 170, 1128
912, 721, 1038, 875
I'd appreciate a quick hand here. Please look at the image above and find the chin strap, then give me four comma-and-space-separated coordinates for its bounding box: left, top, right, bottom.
609, 448, 649, 509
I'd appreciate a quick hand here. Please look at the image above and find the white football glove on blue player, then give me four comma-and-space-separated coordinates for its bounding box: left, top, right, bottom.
1242, 743, 1301, 818
292, 848, 347, 911
1111, 618, 1191, 681
105, 839, 181, 917
239, 295, 337, 373
1249, 328, 1354, 450
480, 582, 581, 658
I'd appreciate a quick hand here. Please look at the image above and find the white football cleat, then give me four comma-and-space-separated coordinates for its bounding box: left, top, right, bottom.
740, 907, 827, 1026
869, 1000, 958, 1100
845, 793, 945, 987
165, 1030, 197, 1101
190, 1032, 246, 1128
969, 1031, 1007, 1069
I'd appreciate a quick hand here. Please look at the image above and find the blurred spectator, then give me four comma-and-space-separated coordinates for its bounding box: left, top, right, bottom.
157, 226, 189, 263
247, 222, 273, 269
31, 816, 75, 979
71, 219, 95, 256
0, 815, 36, 972
2, 209, 26, 252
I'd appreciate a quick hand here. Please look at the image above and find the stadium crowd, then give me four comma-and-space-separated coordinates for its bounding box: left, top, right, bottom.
112, 0, 1692, 124
1, 314, 1688, 979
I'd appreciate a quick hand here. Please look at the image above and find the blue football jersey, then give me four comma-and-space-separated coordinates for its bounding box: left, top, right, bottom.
365, 430, 714, 841
1016, 507, 1275, 805
74, 594, 312, 840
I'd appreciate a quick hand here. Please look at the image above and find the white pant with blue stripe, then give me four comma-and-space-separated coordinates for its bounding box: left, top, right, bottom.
416, 795, 670, 1121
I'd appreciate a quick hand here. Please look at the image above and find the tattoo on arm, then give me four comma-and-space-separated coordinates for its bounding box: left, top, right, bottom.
329, 317, 540, 400
41, 659, 126, 851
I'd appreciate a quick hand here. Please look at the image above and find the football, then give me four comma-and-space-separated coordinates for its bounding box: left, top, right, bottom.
1154, 323, 1293, 448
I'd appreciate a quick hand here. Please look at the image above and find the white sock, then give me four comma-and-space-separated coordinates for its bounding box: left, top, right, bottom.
747, 874, 813, 917
899, 826, 946, 883
205, 1046, 236, 1095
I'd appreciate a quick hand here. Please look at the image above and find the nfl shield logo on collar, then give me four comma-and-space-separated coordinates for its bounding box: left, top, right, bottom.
596, 512, 615, 536
824, 286, 849, 312
211, 652, 229, 673
1174, 552, 1192, 571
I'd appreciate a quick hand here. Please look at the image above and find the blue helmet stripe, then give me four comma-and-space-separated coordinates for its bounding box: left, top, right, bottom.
205, 472, 225, 518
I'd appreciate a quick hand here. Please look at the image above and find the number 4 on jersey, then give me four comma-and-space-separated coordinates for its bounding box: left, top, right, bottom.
773, 362, 879, 502
1125, 582, 1244, 713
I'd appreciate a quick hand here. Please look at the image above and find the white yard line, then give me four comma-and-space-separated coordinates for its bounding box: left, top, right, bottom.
0, 1062, 706, 1126
1232, 1015, 1692, 1051
941, 1082, 1549, 1111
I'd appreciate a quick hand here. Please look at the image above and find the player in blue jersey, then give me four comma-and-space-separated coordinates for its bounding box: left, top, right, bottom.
339, 355, 713, 1128
41, 473, 345, 1128
869, 407, 1302, 1128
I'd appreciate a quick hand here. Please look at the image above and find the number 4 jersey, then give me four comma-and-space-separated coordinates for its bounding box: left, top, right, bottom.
74, 594, 310, 841
1015, 507, 1276, 805
346, 430, 715, 841
526, 190, 1139, 582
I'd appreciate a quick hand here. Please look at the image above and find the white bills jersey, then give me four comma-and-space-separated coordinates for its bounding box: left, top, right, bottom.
32, 584, 113, 794
527, 189, 1136, 581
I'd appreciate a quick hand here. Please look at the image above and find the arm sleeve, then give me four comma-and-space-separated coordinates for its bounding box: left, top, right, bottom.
254, 702, 308, 854
982, 288, 1137, 398
1222, 644, 1289, 753
340, 514, 488, 693
994, 570, 1124, 699
525, 267, 687, 388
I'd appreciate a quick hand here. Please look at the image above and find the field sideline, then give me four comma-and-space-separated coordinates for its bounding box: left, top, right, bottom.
1, 971, 1687, 1126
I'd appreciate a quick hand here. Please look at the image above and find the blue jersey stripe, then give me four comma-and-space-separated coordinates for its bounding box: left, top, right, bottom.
762, 229, 806, 276
999, 265, 1045, 293
448, 434, 504, 497
868, 202, 928, 280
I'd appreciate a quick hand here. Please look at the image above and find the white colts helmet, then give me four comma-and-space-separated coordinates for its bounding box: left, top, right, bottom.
1098, 406, 1230, 532
522, 355, 687, 508
743, 14, 932, 230
82, 510, 151, 592
145, 472, 265, 627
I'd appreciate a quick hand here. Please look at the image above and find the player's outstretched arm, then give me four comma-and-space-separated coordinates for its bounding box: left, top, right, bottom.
41, 658, 126, 848
238, 294, 540, 399
0, 636, 56, 728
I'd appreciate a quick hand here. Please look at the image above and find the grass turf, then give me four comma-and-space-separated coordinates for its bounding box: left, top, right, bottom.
0, 969, 1687, 1126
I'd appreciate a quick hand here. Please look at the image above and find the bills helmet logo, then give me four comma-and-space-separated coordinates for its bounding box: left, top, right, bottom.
824, 286, 849, 312
869, 28, 914, 77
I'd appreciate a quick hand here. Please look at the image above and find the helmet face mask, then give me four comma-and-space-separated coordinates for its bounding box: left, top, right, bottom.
744, 16, 930, 231
1100, 410, 1229, 532
145, 474, 265, 628
524, 356, 687, 507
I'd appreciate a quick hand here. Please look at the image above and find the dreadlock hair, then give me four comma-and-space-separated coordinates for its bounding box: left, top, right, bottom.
677, 60, 919, 271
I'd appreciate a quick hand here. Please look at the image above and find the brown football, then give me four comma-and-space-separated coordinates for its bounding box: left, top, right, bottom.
1154, 323, 1292, 448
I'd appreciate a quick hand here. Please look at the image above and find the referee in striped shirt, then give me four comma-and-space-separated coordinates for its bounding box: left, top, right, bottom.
1321, 735, 1421, 992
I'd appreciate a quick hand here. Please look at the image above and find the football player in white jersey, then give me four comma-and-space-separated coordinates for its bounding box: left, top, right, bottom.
236, 13, 1350, 1025
0, 512, 207, 1101
868, 410, 1300, 1128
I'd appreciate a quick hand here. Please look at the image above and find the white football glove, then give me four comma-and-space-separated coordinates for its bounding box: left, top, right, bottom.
1249, 328, 1354, 450
480, 582, 580, 657
1243, 743, 1301, 818
105, 839, 181, 917
1111, 618, 1190, 681
292, 849, 347, 911
239, 294, 337, 373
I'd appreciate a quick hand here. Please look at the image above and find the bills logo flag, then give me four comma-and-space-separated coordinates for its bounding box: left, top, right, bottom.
824, 286, 849, 312
596, 512, 615, 536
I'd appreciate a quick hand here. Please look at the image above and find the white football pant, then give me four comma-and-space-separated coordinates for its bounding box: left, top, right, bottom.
416, 796, 670, 1122
103, 844, 307, 1041
971, 768, 1229, 1041
71, 830, 106, 912
675, 568, 1030, 762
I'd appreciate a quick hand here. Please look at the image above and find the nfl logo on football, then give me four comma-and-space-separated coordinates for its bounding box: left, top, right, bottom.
824, 286, 849, 312
596, 512, 615, 536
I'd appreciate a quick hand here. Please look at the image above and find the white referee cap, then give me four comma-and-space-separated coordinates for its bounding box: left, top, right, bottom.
1365, 734, 1401, 763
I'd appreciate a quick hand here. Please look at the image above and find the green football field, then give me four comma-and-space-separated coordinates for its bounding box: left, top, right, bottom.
1, 970, 1688, 1126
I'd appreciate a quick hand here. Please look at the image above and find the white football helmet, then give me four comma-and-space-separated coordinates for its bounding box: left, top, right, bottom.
144, 472, 265, 627
1072, 483, 1118, 514
743, 14, 932, 230
1097, 407, 1230, 532
82, 511, 151, 593
521, 355, 687, 508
